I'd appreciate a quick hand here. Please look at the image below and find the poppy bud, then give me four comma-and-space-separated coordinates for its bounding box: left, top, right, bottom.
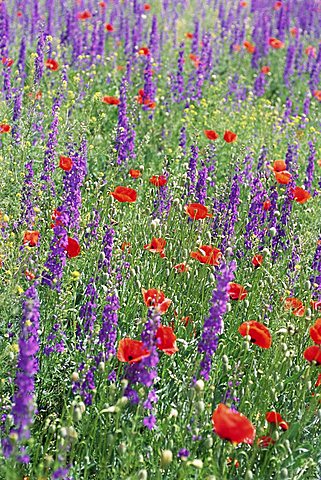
73, 407, 82, 422
280, 468, 289, 479
98, 361, 105, 371
78, 402, 86, 414
169, 408, 178, 418
105, 434, 114, 446
160, 450, 173, 468
116, 396, 128, 407
269, 227, 277, 237
71, 371, 79, 382
196, 400, 205, 413
203, 436, 213, 449
60, 427, 68, 438
188, 459, 203, 469
225, 247, 233, 256
245, 471, 253, 480
138, 470, 148, 480
194, 379, 205, 392
121, 379, 128, 389
281, 343, 288, 352
222, 355, 229, 364
118, 443, 127, 454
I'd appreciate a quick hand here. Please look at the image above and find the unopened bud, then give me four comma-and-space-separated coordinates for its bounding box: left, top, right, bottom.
160, 450, 173, 468
194, 379, 204, 392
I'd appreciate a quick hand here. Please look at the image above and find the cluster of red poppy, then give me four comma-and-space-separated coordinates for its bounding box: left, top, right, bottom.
137, 89, 156, 110
23, 229, 80, 259
117, 324, 178, 363
1, 57, 14, 67
204, 129, 237, 143
211, 404, 290, 445
269, 160, 311, 203
304, 319, 321, 365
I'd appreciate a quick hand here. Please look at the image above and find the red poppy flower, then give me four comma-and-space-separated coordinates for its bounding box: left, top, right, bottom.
111, 186, 137, 203
204, 129, 219, 141
311, 300, 321, 311
261, 66, 270, 74
102, 95, 120, 105
273, 1, 282, 10
243, 40, 256, 54
233, 44, 241, 52
189, 53, 198, 62
99, 1, 106, 7
313, 90, 321, 102
305, 45, 316, 58
129, 169, 141, 178
240, 1, 248, 6
190, 245, 222, 266
274, 170, 292, 185
291, 186, 311, 204
284, 297, 305, 316
149, 175, 167, 187
273, 160, 287, 172
142, 288, 172, 314
77, 10, 92, 20
173, 263, 188, 273
138, 47, 150, 56
143, 3, 151, 10
228, 282, 247, 301
17, 11, 23, 17
257, 435, 275, 448
238, 321, 272, 349
212, 403, 255, 444
25, 270, 36, 280
310, 319, 321, 345
23, 230, 40, 247
252, 254, 263, 268
50, 209, 63, 229
223, 130, 237, 143
144, 238, 166, 258
315, 373, 321, 387
265, 412, 288, 430
269, 37, 284, 49
105, 23, 114, 32
304, 345, 321, 365
156, 325, 178, 355
65, 237, 81, 258
45, 58, 59, 71
117, 338, 150, 363
59, 156, 73, 172
290, 27, 298, 37
184, 203, 213, 220
0, 124, 11, 134
1, 57, 14, 67
263, 199, 271, 211
185, 32, 193, 39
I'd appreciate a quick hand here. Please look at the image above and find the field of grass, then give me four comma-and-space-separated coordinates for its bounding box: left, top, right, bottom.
1, 0, 321, 479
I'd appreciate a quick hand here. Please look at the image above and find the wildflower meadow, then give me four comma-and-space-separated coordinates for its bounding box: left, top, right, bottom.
1, 0, 321, 478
